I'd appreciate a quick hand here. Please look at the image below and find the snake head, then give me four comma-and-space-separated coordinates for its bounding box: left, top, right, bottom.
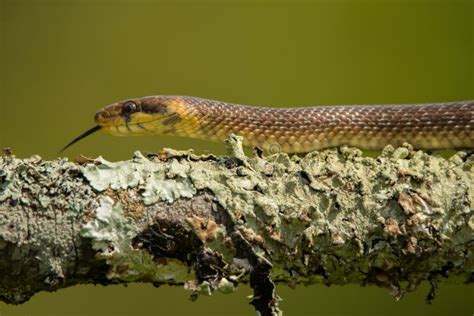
60, 96, 182, 153
95, 96, 181, 136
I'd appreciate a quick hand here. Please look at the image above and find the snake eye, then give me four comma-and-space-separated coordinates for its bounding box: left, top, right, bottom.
123, 101, 137, 115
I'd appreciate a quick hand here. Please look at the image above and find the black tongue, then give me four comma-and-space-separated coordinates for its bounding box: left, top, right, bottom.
59, 125, 102, 153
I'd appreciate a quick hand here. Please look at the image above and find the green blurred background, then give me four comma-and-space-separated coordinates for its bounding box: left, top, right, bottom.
1, 0, 473, 315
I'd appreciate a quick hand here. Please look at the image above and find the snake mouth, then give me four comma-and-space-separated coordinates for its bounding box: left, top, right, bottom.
95, 108, 169, 126
100, 114, 175, 136
61, 111, 178, 153
59, 116, 156, 153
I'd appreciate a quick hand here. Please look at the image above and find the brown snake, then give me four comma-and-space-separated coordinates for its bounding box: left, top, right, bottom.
61, 96, 474, 153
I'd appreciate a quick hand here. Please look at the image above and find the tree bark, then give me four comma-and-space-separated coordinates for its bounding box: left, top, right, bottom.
0, 137, 473, 316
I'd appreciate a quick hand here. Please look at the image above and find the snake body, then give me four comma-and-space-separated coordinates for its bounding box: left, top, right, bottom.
62, 96, 474, 153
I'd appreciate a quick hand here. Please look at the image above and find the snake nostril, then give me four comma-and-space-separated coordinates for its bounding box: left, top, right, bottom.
94, 111, 103, 123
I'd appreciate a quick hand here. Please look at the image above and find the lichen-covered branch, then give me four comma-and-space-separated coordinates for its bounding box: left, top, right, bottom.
0, 137, 473, 316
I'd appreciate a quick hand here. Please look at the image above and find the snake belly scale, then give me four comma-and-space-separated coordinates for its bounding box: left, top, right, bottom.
61, 96, 474, 153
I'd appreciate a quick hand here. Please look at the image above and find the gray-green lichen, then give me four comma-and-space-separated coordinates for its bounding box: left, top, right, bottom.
81, 195, 193, 282
82, 154, 196, 204
78, 136, 473, 298
0, 137, 473, 314
0, 152, 97, 304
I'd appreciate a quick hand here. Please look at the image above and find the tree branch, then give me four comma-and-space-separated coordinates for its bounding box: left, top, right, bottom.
0, 137, 473, 316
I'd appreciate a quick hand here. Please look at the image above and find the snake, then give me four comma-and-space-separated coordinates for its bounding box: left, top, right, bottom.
61, 96, 474, 154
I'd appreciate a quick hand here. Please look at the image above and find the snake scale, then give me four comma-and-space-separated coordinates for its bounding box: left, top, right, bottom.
61, 96, 474, 153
